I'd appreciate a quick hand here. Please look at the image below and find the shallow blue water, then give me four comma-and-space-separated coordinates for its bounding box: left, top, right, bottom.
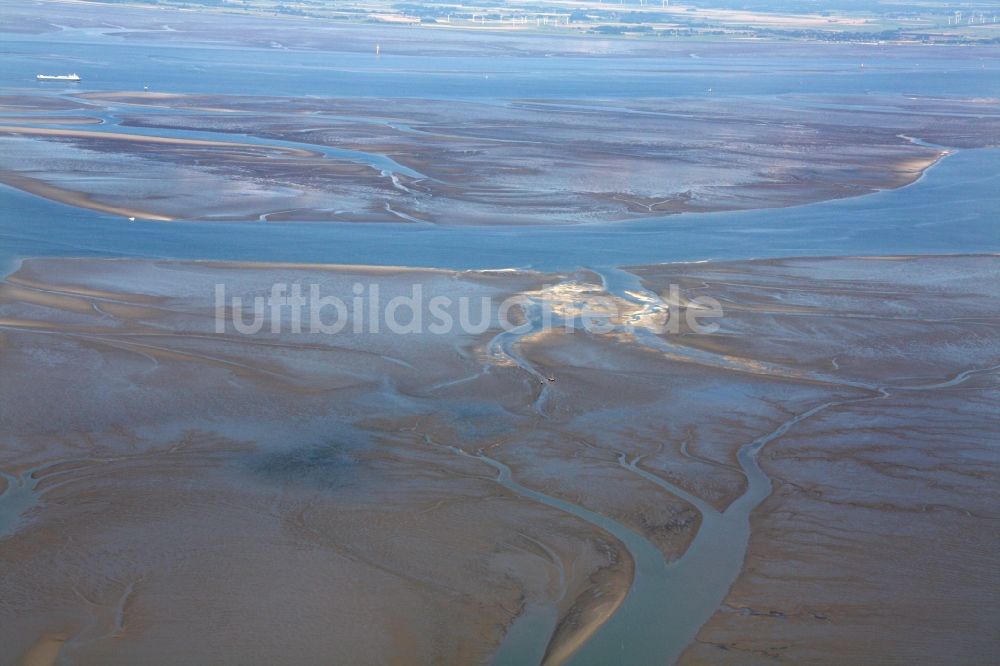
3, 28, 998, 100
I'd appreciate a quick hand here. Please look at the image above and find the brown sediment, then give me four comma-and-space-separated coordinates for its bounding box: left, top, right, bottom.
1, 255, 997, 664
542, 557, 633, 666
625, 256, 1000, 664
0, 258, 615, 664
17, 633, 68, 666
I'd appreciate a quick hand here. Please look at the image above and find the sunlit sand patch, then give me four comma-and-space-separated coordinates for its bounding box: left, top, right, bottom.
0, 170, 175, 221
17, 632, 69, 666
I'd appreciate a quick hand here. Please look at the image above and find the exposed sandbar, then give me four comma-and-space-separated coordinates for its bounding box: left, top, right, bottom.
0, 125, 318, 157
0, 170, 174, 221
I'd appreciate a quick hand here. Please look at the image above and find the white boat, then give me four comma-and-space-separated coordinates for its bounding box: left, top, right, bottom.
36, 73, 80, 81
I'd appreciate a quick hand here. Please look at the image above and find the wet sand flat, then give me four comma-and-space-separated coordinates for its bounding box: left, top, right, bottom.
628, 256, 1000, 664
1, 255, 997, 664
0, 91, 996, 224
0, 259, 634, 665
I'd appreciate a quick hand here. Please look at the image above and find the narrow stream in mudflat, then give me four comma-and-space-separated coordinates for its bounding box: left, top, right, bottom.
84, 107, 429, 182
487, 390, 852, 666
0, 468, 43, 539
0, 459, 135, 541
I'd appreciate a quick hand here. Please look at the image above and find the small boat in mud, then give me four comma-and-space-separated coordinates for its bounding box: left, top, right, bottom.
36, 73, 80, 81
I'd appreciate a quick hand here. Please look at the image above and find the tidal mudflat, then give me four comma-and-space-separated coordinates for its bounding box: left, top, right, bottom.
3, 1, 999, 663
1, 91, 997, 224
1, 255, 996, 665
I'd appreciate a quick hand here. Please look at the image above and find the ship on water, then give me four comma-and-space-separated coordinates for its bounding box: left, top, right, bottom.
36, 73, 80, 81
